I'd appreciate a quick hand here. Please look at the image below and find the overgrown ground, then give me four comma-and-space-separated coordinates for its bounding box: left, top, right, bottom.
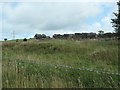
2, 39, 120, 88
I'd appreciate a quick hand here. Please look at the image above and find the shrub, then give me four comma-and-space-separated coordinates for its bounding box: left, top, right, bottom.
16, 39, 19, 42
23, 38, 27, 41
4, 38, 7, 41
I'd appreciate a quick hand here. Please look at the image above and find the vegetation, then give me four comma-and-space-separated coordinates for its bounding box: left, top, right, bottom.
111, 0, 120, 37
4, 38, 7, 41
2, 39, 119, 88
23, 38, 27, 42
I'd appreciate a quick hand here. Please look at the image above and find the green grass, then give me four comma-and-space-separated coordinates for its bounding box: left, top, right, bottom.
2, 39, 119, 88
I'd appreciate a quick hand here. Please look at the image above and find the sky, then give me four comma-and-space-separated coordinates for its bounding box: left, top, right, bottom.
0, 0, 118, 40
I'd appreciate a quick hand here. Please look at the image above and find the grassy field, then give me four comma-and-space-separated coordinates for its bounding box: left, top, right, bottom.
2, 39, 119, 88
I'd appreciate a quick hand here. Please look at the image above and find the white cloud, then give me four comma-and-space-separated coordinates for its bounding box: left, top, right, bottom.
0, 3, 3, 40
3, 2, 102, 30
80, 14, 115, 34
0, 21, 2, 40
0, 0, 116, 3
101, 14, 114, 33
1, 1, 117, 40
0, 3, 2, 14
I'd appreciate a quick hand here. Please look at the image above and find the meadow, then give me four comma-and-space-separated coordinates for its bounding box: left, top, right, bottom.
2, 39, 119, 88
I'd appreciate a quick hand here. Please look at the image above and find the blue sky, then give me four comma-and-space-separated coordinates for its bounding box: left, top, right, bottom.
0, 0, 117, 40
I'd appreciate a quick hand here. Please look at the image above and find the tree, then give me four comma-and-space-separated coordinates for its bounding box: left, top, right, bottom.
111, 0, 120, 38
98, 30, 104, 38
23, 38, 27, 41
16, 39, 19, 42
98, 30, 104, 35
34, 34, 42, 39
4, 38, 7, 41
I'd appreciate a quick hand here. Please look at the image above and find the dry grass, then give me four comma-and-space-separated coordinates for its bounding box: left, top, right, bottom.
2, 39, 119, 88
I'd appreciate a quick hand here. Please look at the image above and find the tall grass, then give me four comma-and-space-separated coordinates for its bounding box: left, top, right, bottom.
2, 39, 119, 88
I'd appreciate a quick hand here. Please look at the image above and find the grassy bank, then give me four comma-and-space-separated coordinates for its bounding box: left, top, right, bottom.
2, 39, 119, 88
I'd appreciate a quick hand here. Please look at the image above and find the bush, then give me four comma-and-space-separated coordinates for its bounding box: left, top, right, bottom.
16, 39, 19, 42
4, 38, 7, 41
23, 38, 27, 41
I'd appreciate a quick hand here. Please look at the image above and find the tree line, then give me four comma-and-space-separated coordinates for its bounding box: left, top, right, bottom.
34, 31, 117, 40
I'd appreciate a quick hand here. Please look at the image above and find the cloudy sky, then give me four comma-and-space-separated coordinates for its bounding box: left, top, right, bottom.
0, 0, 117, 40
